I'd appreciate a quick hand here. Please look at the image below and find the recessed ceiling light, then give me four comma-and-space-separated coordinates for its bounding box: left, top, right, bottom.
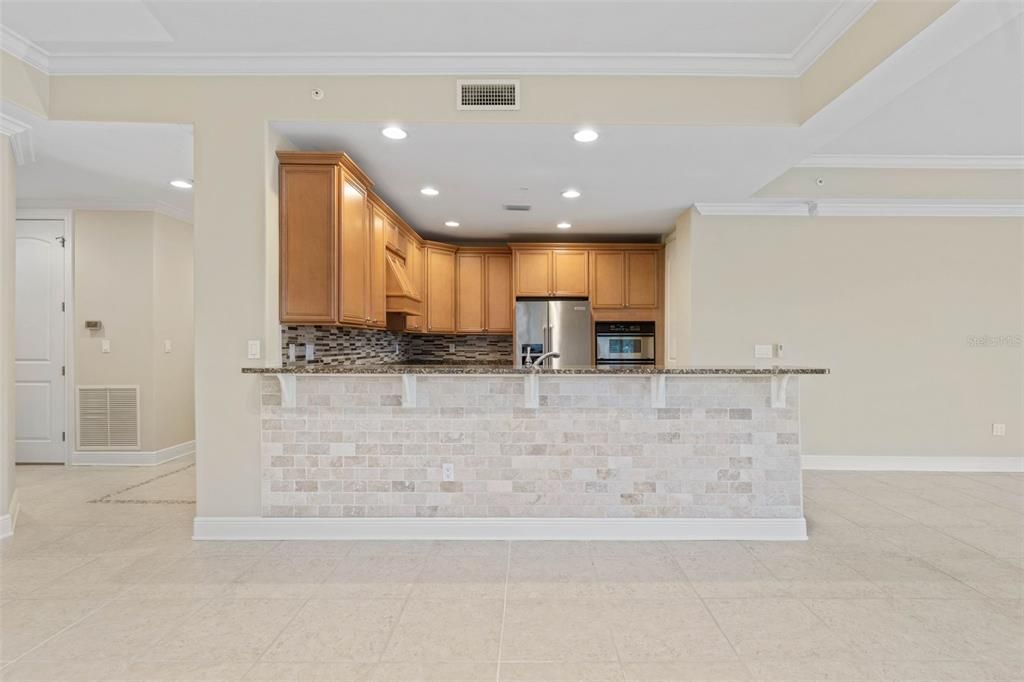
444, 221, 460, 228
556, 222, 572, 229
382, 126, 407, 140
420, 187, 439, 196
561, 189, 581, 199
573, 129, 599, 143
169, 179, 192, 189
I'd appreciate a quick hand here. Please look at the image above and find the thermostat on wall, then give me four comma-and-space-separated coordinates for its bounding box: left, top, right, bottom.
85, 320, 102, 330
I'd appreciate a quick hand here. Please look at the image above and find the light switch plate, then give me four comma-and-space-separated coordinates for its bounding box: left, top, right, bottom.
305, 343, 315, 361
163, 340, 172, 353
101, 339, 111, 354
754, 344, 773, 359
442, 463, 455, 482
247, 340, 261, 360
993, 423, 1006, 436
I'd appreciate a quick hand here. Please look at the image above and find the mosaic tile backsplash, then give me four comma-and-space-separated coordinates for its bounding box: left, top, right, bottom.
281, 326, 513, 365
260, 374, 803, 519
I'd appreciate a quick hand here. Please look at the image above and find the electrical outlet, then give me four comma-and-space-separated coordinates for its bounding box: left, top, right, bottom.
448, 342, 456, 353
288, 344, 296, 362
247, 340, 261, 360
993, 423, 1006, 437
754, 344, 773, 359
101, 339, 111, 354
442, 463, 455, 481
305, 343, 315, 360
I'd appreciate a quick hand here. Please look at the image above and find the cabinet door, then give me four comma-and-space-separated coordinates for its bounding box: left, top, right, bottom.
366, 206, 387, 327
456, 253, 485, 333
552, 249, 589, 297
625, 251, 658, 308
484, 253, 512, 333
339, 175, 369, 325
279, 164, 337, 323
404, 241, 425, 331
590, 251, 625, 309
514, 250, 551, 297
426, 247, 456, 333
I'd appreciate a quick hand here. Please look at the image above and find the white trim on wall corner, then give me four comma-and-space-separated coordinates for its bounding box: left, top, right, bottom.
797, 155, 1024, 170
0, 489, 20, 538
803, 455, 1024, 473
695, 201, 1024, 218
0, 26, 49, 73
193, 516, 808, 542
71, 440, 194, 466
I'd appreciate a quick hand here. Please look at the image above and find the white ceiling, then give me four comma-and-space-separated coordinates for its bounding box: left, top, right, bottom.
0, 0, 868, 75
817, 16, 1024, 158
274, 121, 804, 239
8, 104, 194, 220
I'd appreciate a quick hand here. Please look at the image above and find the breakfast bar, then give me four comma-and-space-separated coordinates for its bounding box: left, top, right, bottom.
239, 365, 828, 541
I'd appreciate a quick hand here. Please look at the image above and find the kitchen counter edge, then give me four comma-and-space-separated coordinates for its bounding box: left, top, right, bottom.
242, 366, 829, 376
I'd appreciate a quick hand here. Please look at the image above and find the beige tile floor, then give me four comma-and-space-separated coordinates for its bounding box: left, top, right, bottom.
1, 457, 1022, 681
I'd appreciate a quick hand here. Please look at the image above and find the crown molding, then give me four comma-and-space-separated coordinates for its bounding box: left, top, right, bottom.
695, 200, 1024, 218
17, 198, 193, 223
0, 112, 35, 165
797, 155, 1024, 170
790, 1, 874, 75
1, 0, 871, 77
0, 26, 49, 73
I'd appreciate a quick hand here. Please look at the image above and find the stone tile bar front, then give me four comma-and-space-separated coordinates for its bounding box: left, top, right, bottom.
218, 368, 828, 541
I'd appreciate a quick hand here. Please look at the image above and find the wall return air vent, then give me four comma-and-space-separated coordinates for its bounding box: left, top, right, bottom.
77, 385, 141, 450
457, 79, 520, 110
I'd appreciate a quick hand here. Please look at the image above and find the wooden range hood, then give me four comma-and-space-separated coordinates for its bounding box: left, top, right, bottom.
385, 250, 421, 314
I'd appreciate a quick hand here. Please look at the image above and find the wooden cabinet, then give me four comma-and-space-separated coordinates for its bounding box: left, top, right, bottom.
552, 250, 588, 296
456, 250, 512, 334
279, 164, 337, 323
425, 245, 456, 333
484, 253, 512, 333
590, 248, 659, 310
512, 248, 588, 298
403, 241, 426, 332
338, 174, 369, 325
366, 201, 388, 328
625, 250, 658, 308
456, 252, 485, 333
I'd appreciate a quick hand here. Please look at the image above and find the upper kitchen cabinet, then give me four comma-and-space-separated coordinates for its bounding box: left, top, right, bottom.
338, 172, 370, 326
590, 246, 660, 310
278, 152, 376, 326
456, 249, 512, 334
279, 163, 338, 323
366, 198, 389, 328
425, 243, 457, 333
511, 246, 588, 298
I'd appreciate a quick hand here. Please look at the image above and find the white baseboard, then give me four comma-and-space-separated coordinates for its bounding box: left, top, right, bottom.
192, 516, 808, 542
71, 440, 195, 466
0, 489, 19, 539
803, 455, 1024, 473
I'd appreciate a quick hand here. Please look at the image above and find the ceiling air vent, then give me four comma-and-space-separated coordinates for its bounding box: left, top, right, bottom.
503, 204, 532, 212
77, 385, 140, 450
457, 79, 520, 111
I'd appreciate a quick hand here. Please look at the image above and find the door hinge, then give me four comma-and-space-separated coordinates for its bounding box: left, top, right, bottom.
62, 431, 66, 442
61, 365, 65, 376
61, 301, 65, 312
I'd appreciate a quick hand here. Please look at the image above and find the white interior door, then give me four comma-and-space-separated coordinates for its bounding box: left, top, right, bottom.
15, 219, 67, 464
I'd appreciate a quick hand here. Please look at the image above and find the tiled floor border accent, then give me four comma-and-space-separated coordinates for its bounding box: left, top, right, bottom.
89, 463, 196, 505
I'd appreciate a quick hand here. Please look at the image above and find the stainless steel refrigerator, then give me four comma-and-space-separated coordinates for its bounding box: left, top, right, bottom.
514, 300, 592, 368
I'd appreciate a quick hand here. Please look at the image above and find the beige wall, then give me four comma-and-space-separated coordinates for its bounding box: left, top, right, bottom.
675, 213, 1023, 459
152, 213, 195, 450
663, 209, 693, 367
74, 210, 194, 453
0, 140, 16, 521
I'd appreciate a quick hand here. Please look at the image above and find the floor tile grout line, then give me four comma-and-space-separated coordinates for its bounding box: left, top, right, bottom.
0, 592, 119, 670
494, 540, 512, 682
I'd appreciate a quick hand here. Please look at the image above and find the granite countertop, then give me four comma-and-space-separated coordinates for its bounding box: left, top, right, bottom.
243, 364, 829, 376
